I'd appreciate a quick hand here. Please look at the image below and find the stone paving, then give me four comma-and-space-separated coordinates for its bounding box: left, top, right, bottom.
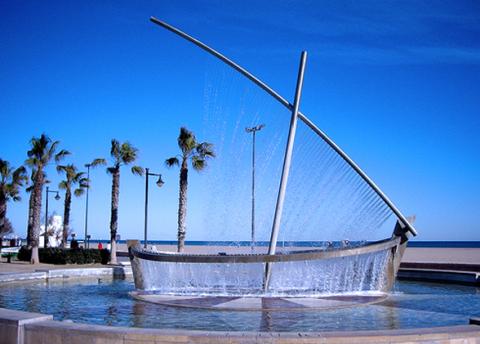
0, 260, 107, 273
0, 256, 130, 273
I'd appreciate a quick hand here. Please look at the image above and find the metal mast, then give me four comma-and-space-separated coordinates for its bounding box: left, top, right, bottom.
264, 52, 307, 289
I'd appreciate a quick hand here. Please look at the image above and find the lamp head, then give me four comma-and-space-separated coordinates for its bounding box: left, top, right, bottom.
156, 175, 165, 188
54, 193, 61, 201
245, 124, 266, 133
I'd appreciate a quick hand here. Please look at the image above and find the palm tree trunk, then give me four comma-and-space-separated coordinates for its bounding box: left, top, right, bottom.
62, 188, 71, 248
30, 170, 44, 264
26, 190, 34, 245
109, 169, 120, 264
0, 193, 7, 235
177, 159, 188, 252
0, 195, 4, 256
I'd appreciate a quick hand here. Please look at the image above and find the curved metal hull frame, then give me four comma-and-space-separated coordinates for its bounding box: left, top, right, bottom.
129, 238, 399, 264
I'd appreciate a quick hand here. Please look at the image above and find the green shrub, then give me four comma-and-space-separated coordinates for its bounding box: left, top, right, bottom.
17, 246, 110, 265
99, 249, 110, 265
17, 246, 31, 261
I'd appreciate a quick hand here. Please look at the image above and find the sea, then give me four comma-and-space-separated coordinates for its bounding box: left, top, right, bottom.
89, 240, 480, 248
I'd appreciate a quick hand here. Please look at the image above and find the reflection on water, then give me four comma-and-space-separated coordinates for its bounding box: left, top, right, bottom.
0, 278, 478, 332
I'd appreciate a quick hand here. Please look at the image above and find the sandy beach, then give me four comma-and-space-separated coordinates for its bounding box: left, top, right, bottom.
114, 243, 480, 265
402, 247, 480, 264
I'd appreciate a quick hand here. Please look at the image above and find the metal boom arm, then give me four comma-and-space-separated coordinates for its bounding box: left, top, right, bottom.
149, 16, 417, 236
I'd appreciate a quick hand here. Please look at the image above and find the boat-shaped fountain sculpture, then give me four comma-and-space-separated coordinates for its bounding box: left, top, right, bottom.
128, 18, 417, 297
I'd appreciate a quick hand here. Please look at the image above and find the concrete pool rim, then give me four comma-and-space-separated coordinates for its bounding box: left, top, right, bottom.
1, 307, 480, 344
0, 266, 479, 343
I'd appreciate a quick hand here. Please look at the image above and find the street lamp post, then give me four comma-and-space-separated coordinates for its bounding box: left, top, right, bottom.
144, 168, 164, 248
84, 163, 91, 248
245, 124, 265, 252
82, 159, 107, 248
44, 186, 60, 248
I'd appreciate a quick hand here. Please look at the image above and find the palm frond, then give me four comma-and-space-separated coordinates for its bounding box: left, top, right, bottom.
0, 218, 14, 237
26, 146, 35, 159
57, 164, 75, 179
120, 142, 139, 164
4, 182, 21, 202
110, 139, 121, 161
0, 165, 29, 199
28, 134, 50, 159
25, 157, 39, 168
165, 157, 180, 168
191, 156, 205, 171
131, 165, 144, 176
0, 159, 9, 178
72, 171, 86, 183
178, 127, 197, 155
12, 166, 27, 185
58, 181, 68, 190
48, 140, 60, 162
78, 177, 89, 189
56, 164, 90, 197
196, 142, 216, 158
107, 166, 117, 175
0, 160, 13, 185
54, 149, 70, 163
89, 158, 107, 168
74, 188, 85, 197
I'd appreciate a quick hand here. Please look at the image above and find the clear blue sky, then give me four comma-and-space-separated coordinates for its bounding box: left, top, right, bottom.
1, 0, 479, 241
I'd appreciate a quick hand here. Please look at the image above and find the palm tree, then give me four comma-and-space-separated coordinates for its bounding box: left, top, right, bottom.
83, 158, 106, 244
57, 164, 89, 248
165, 127, 215, 252
107, 139, 143, 264
25, 134, 70, 264
0, 159, 27, 237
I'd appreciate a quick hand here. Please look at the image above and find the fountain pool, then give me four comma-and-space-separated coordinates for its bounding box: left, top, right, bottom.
0, 276, 478, 332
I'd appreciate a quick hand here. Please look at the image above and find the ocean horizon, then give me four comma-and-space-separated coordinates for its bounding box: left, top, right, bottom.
87, 240, 480, 248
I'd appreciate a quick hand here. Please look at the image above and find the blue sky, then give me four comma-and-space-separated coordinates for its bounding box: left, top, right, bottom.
1, 0, 479, 241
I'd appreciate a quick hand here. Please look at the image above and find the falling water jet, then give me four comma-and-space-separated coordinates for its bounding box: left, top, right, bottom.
128, 18, 417, 301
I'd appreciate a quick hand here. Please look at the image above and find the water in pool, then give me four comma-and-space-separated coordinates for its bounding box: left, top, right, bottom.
0, 278, 478, 332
